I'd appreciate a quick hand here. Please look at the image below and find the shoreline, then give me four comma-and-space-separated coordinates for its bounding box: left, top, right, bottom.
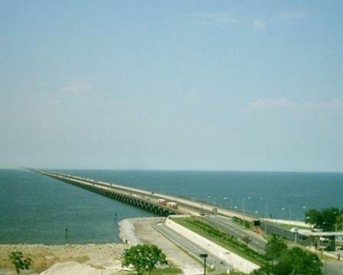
0, 217, 203, 275
0, 217, 159, 275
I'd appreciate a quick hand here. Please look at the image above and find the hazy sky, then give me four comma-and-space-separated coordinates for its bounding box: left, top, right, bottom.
1, 1, 342, 171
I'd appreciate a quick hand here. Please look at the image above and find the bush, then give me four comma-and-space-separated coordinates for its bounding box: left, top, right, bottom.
122, 244, 168, 275
9, 251, 32, 274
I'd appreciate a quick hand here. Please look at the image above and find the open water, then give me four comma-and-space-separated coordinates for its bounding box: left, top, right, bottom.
0, 169, 342, 244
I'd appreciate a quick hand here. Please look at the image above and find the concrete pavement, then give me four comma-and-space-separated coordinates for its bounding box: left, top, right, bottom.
132, 218, 204, 275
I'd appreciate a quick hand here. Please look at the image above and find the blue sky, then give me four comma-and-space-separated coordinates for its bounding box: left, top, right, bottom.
1, 1, 342, 171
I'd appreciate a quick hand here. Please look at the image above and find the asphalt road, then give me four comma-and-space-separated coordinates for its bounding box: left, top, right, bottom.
205, 215, 267, 253
155, 222, 231, 274
132, 218, 204, 275
323, 260, 343, 275
260, 220, 312, 246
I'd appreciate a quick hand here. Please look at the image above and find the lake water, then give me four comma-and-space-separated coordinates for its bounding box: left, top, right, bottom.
1, 169, 342, 244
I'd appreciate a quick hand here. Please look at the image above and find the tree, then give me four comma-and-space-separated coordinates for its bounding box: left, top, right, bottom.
304, 209, 322, 229
305, 207, 342, 231
321, 208, 340, 231
250, 265, 272, 275
251, 236, 323, 275
9, 251, 32, 274
122, 244, 168, 275
264, 235, 287, 262
273, 247, 322, 275
335, 213, 343, 231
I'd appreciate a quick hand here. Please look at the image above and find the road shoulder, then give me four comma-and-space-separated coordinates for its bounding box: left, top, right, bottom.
130, 217, 203, 275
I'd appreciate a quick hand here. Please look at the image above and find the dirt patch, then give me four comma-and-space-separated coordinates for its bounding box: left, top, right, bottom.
0, 243, 128, 274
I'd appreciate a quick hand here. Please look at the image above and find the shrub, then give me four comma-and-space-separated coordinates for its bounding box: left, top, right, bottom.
9, 251, 32, 274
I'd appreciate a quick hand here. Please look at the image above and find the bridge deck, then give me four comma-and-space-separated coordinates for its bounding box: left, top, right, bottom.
30, 169, 255, 221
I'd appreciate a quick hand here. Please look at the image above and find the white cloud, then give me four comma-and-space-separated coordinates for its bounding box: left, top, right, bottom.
252, 19, 268, 31
250, 98, 343, 112
303, 99, 343, 111
61, 81, 92, 93
281, 10, 316, 20
195, 12, 269, 33
195, 12, 240, 24
250, 98, 297, 110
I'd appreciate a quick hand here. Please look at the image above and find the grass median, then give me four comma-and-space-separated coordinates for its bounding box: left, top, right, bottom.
171, 216, 267, 266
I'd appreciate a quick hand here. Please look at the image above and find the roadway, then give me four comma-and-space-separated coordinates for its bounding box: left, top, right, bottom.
31, 169, 270, 255
260, 220, 312, 246
154, 221, 232, 274
36, 169, 343, 263
206, 215, 267, 253
33, 169, 256, 221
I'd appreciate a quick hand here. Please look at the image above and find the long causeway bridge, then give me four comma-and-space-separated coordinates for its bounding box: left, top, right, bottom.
29, 169, 254, 221
28, 169, 343, 274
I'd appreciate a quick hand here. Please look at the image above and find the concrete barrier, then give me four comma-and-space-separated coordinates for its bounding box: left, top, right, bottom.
165, 216, 259, 274
263, 218, 310, 227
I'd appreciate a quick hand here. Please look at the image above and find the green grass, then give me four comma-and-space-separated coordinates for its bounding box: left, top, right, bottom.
231, 216, 252, 229
171, 216, 267, 266
220, 272, 245, 275
150, 266, 182, 274
126, 265, 182, 274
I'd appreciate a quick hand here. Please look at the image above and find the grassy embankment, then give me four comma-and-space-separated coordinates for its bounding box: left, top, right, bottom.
171, 216, 267, 266
128, 266, 182, 274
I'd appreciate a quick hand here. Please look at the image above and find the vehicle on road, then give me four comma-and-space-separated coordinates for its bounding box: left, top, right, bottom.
158, 199, 167, 205
167, 201, 178, 209
290, 227, 298, 234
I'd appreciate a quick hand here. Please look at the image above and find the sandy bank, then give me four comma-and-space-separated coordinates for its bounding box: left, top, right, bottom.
0, 217, 200, 275
0, 217, 151, 274
0, 243, 128, 275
